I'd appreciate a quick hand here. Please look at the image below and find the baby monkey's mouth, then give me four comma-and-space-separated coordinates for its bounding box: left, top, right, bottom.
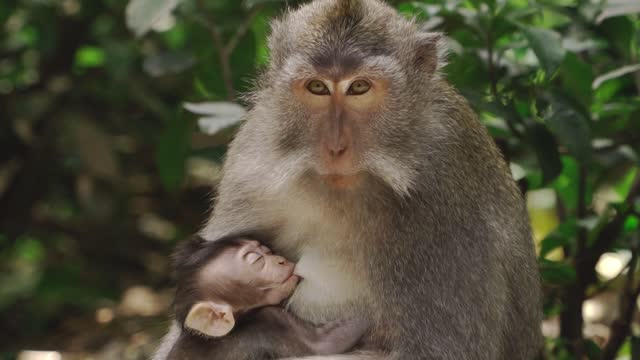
279, 265, 300, 297
283, 265, 299, 284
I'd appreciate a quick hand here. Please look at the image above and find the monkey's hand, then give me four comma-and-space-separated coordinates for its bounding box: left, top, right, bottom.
307, 318, 371, 355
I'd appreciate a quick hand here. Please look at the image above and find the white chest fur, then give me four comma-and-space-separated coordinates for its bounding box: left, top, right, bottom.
270, 192, 369, 322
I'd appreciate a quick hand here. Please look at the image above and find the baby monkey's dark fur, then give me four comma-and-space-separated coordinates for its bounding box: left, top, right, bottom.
168, 235, 368, 360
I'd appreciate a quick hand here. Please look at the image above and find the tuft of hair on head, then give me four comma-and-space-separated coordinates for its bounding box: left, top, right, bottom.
331, 0, 363, 18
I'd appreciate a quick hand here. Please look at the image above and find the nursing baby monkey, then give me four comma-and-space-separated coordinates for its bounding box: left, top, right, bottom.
167, 236, 369, 359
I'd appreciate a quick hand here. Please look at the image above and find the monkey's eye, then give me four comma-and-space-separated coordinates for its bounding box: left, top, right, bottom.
347, 79, 370, 95
246, 252, 262, 264
306, 80, 330, 95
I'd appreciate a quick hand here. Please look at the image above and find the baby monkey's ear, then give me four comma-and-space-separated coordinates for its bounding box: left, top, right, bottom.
184, 301, 235, 337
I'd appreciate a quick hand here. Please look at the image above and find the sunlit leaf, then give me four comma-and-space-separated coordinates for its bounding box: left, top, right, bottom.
595, 0, 640, 24
521, 26, 566, 77
74, 46, 105, 68
592, 64, 640, 89
594, 78, 623, 103
184, 101, 246, 135
624, 215, 639, 233
615, 166, 638, 199
14, 237, 44, 263
125, 0, 182, 37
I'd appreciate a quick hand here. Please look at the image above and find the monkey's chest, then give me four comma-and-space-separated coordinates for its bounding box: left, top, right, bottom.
273, 205, 369, 323
288, 245, 367, 318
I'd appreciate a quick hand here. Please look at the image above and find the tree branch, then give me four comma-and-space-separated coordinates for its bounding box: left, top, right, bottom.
224, 6, 262, 56
194, 1, 262, 101
559, 165, 589, 357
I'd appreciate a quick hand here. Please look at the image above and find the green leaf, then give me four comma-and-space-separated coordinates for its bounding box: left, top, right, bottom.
545, 101, 592, 164
540, 259, 576, 285
521, 26, 566, 77
446, 53, 488, 89
594, 78, 623, 104
598, 17, 634, 59
632, 336, 640, 360
14, 237, 44, 263
244, 0, 284, 9
74, 46, 106, 68
526, 123, 563, 184
560, 53, 593, 108
156, 113, 192, 190
615, 166, 638, 199
584, 339, 602, 360
553, 156, 579, 210
624, 215, 639, 233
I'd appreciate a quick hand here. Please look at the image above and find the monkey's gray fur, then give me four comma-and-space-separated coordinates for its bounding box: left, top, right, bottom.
154, 0, 543, 359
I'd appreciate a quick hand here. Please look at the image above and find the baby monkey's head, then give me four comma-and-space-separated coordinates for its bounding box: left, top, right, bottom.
173, 236, 299, 338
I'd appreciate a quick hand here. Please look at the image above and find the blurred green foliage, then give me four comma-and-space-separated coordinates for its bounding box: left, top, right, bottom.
0, 0, 639, 358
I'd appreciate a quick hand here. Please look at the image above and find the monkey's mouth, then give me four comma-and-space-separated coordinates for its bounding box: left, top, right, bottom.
280, 264, 300, 289
320, 173, 361, 189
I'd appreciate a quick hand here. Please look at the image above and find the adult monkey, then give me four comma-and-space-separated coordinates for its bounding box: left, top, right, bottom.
154, 0, 543, 358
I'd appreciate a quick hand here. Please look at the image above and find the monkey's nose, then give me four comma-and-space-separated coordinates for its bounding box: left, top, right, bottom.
329, 144, 348, 157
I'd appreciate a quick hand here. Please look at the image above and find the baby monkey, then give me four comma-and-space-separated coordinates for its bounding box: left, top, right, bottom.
168, 235, 368, 359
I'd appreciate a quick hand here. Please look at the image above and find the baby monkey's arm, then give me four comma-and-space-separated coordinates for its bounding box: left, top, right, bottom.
253, 306, 370, 356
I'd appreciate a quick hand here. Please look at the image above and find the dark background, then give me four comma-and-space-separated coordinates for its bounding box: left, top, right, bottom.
1, 0, 639, 359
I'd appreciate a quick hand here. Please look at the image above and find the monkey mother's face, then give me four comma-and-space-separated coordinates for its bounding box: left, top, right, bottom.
281, 57, 408, 191
261, 0, 442, 196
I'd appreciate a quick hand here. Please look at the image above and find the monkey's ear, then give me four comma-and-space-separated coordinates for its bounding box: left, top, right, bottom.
184, 301, 235, 337
413, 32, 444, 74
